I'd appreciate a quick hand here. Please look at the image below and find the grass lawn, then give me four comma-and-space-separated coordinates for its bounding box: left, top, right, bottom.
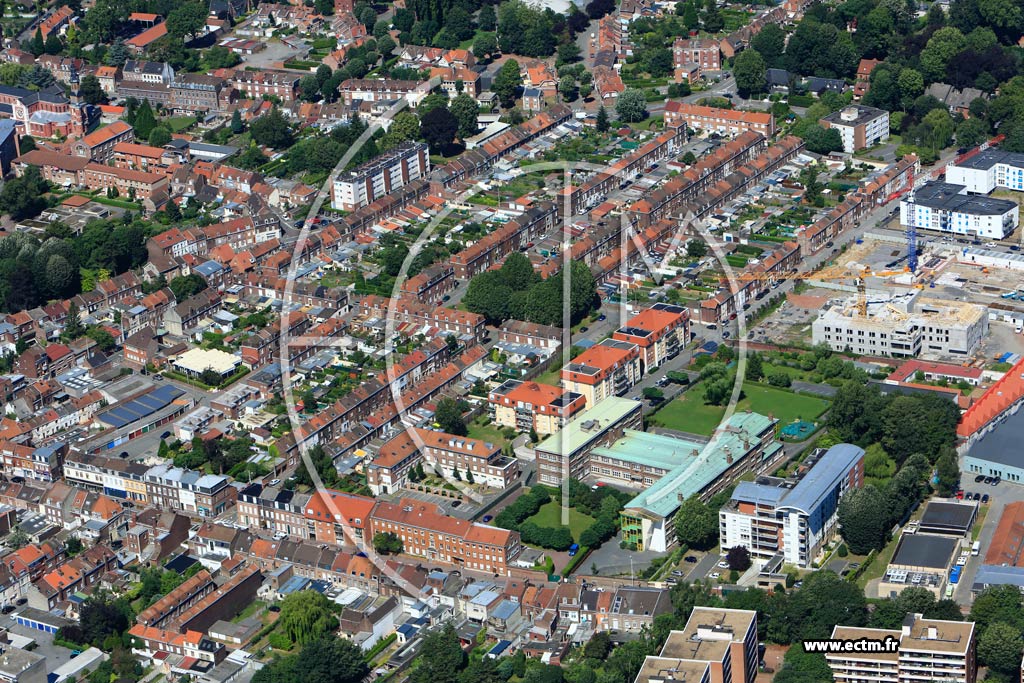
466, 419, 510, 446
649, 382, 830, 436
737, 384, 830, 426
648, 386, 727, 435
526, 501, 595, 541
167, 116, 197, 132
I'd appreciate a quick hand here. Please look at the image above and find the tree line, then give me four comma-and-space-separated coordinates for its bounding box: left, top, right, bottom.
463, 253, 599, 327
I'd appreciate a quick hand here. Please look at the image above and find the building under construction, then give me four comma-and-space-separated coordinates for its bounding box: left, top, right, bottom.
811, 290, 988, 357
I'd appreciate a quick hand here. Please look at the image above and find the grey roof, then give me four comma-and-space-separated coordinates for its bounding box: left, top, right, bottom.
967, 409, 1024, 469
731, 480, 787, 507
822, 104, 888, 127
953, 148, 1024, 171
919, 501, 977, 535
890, 533, 959, 570
766, 69, 791, 87
911, 181, 1017, 216
973, 564, 1024, 591
778, 444, 865, 515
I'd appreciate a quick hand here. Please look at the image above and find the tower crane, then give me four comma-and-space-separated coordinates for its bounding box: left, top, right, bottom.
737, 263, 912, 317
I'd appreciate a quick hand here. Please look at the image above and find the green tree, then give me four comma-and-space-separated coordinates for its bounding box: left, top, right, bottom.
381, 111, 421, 150
435, 397, 468, 436
478, 4, 496, 31
978, 622, 1023, 677
0, 165, 48, 220
450, 92, 479, 139
473, 32, 498, 60
250, 107, 294, 148
726, 545, 751, 571
733, 49, 767, 97
133, 100, 157, 139
956, 116, 989, 147
373, 531, 403, 555
673, 496, 718, 549
411, 625, 465, 683
277, 591, 338, 646
493, 58, 522, 108
702, 0, 724, 32
837, 484, 890, 554
419, 106, 458, 153
64, 300, 84, 339
559, 74, 577, 101
230, 110, 245, 134
29, 28, 44, 57
148, 126, 172, 147
44, 32, 62, 55
616, 88, 648, 122
970, 584, 1024, 632
745, 352, 764, 381
751, 23, 786, 68
596, 105, 610, 132
166, 1, 207, 40
920, 27, 966, 82
79, 74, 107, 105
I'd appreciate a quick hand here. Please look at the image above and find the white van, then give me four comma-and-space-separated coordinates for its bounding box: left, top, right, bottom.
971, 541, 981, 556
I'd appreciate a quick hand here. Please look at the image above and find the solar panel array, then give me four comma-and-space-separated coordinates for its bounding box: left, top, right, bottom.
97, 384, 186, 429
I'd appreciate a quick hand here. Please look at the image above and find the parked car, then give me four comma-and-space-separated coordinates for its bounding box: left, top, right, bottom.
671, 570, 684, 577
982, 494, 990, 504
975, 475, 985, 483
568, 543, 580, 557
993, 477, 1001, 486
451, 500, 462, 508
482, 515, 493, 523
684, 556, 698, 563
709, 572, 721, 580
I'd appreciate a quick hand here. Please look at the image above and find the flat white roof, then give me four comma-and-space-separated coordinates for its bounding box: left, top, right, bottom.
174, 347, 241, 375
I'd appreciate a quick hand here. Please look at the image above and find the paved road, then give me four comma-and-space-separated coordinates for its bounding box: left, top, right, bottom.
953, 478, 1013, 605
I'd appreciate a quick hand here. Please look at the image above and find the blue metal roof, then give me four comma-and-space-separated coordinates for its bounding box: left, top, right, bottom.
97, 385, 185, 429
777, 444, 865, 515
732, 480, 787, 506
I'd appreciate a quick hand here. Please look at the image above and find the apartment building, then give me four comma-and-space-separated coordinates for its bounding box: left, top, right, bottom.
414, 428, 520, 488
331, 141, 430, 211
366, 428, 520, 494
368, 499, 522, 575
672, 38, 721, 80
229, 70, 299, 103
235, 484, 375, 545
169, 74, 231, 114
664, 102, 775, 138
82, 163, 168, 200
900, 181, 1018, 239
562, 339, 642, 408
612, 303, 689, 372
812, 291, 988, 357
826, 614, 976, 683
946, 149, 1024, 194
820, 105, 889, 153
488, 380, 587, 436
339, 79, 424, 105
720, 444, 865, 568
635, 608, 758, 683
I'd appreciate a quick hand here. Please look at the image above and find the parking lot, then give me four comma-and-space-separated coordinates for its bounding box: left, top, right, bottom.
383, 488, 480, 520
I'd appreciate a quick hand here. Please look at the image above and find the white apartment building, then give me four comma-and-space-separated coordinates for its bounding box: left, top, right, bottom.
635, 608, 758, 683
946, 149, 1024, 194
720, 444, 864, 568
820, 105, 890, 153
812, 292, 988, 358
331, 141, 429, 211
827, 614, 976, 683
900, 181, 1018, 239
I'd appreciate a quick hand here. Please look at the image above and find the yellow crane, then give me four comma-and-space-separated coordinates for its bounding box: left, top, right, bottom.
737, 264, 912, 317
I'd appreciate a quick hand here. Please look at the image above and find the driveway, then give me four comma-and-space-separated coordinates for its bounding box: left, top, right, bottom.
954, 475, 1015, 604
